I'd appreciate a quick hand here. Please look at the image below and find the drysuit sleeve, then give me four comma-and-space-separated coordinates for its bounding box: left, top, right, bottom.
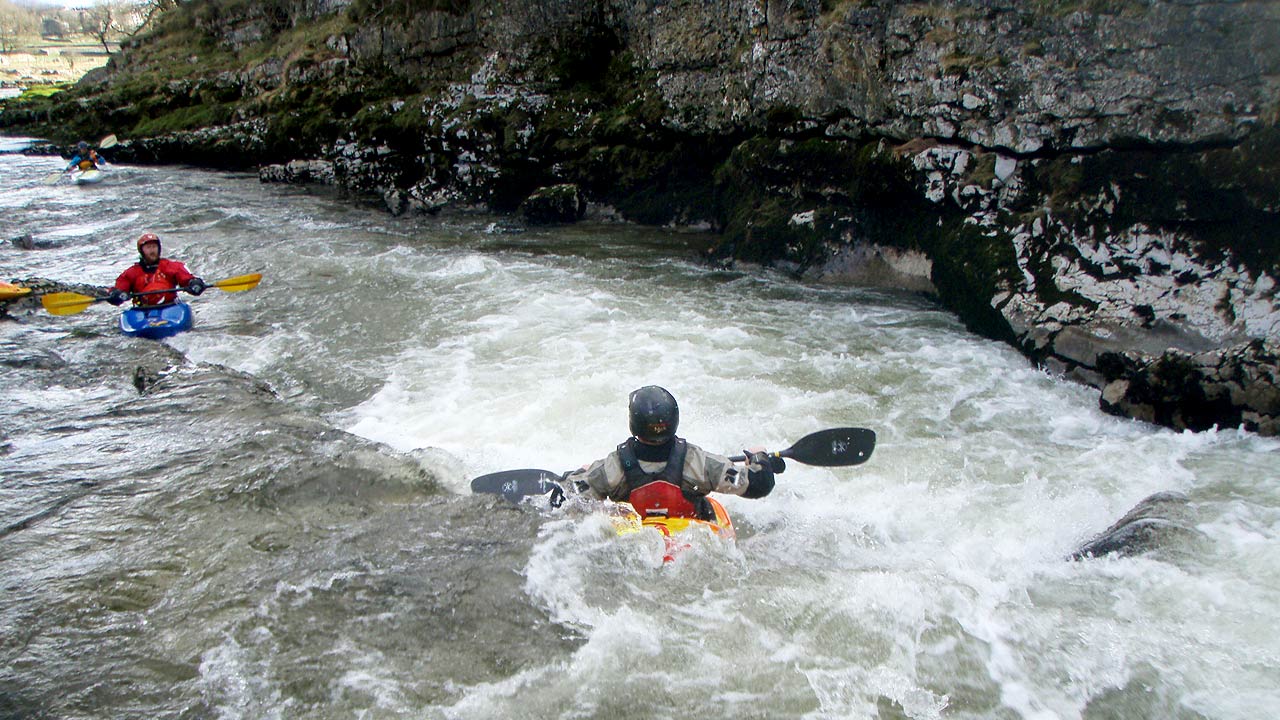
165, 260, 196, 287
563, 453, 627, 501
698, 447, 774, 498
691, 447, 744, 496
115, 266, 139, 292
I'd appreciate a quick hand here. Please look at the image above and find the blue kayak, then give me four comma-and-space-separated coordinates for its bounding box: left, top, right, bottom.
120, 303, 193, 339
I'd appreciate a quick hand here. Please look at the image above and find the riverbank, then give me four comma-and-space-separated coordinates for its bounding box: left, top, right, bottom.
3, 0, 1277, 436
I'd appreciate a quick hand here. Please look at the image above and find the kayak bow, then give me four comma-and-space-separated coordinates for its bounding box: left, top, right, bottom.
120, 302, 193, 339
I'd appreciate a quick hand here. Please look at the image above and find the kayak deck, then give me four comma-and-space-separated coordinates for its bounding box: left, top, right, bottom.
611, 497, 735, 562
72, 169, 104, 185
120, 302, 193, 339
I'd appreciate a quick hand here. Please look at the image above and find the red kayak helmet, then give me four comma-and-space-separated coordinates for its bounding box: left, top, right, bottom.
629, 385, 679, 444
137, 233, 161, 252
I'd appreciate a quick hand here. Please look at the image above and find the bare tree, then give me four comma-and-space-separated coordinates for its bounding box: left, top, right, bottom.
0, 0, 41, 54
80, 3, 119, 53
135, 0, 180, 34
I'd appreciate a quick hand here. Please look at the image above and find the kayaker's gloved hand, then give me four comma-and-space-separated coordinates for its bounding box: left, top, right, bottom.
186, 278, 206, 296
106, 288, 128, 306
548, 484, 566, 508
742, 451, 777, 499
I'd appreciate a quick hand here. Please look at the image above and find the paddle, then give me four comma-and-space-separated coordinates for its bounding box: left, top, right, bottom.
470, 469, 567, 504
41, 273, 263, 315
728, 427, 876, 467
471, 426, 877, 503
42, 134, 118, 184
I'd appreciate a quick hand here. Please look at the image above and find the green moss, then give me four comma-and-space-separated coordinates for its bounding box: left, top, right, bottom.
347, 0, 472, 23
16, 84, 72, 100
941, 52, 1007, 76
707, 137, 945, 272
820, 0, 870, 12
1028, 0, 1149, 18
926, 27, 960, 45
131, 103, 234, 135
930, 218, 1020, 343
967, 153, 997, 189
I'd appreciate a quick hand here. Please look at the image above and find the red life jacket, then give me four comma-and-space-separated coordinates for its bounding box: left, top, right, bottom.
618, 438, 702, 520
117, 259, 191, 306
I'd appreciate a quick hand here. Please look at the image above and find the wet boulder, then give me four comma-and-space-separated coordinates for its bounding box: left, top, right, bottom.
1098, 341, 1280, 436
9, 234, 67, 251
1071, 491, 1207, 560
258, 159, 336, 185
519, 184, 586, 225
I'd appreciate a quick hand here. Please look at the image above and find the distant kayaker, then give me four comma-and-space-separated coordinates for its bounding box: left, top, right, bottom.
107, 233, 206, 307
65, 141, 104, 172
563, 385, 778, 520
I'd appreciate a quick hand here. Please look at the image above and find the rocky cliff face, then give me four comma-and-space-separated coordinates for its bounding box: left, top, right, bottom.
4, 0, 1277, 434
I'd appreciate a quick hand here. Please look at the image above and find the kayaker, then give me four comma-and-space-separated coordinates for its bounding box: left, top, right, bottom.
65, 141, 104, 172
107, 233, 206, 307
562, 385, 778, 520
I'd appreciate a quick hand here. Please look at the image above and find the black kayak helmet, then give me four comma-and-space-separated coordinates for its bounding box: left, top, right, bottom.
629, 385, 679, 444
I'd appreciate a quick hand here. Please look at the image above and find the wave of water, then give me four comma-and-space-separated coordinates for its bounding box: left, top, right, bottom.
2, 146, 1278, 719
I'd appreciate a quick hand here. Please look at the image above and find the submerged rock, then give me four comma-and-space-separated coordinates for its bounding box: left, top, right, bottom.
1070, 491, 1207, 560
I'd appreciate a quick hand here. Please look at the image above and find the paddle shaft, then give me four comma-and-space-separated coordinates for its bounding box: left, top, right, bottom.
41, 273, 262, 314
472, 427, 876, 502
120, 275, 260, 299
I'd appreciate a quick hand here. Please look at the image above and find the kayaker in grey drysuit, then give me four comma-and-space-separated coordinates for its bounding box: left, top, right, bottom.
562, 385, 778, 520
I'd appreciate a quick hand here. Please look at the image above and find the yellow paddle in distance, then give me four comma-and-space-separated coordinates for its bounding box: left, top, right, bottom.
41, 273, 264, 315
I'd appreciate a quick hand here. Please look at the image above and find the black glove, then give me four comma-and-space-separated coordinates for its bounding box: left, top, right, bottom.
743, 451, 777, 499
106, 288, 128, 306
548, 484, 566, 509
186, 278, 206, 296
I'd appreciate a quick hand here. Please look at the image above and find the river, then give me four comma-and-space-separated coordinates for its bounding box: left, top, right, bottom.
1, 139, 1277, 719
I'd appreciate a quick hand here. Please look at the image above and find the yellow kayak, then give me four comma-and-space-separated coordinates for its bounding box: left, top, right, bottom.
611, 497, 736, 563
0, 282, 32, 301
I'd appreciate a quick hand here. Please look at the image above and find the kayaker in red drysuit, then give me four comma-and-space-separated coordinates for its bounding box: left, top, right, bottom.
562, 386, 778, 520
107, 233, 206, 307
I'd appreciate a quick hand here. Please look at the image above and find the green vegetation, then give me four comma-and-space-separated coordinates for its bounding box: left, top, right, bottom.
1027, 0, 1151, 18
16, 84, 72, 100
347, 0, 473, 23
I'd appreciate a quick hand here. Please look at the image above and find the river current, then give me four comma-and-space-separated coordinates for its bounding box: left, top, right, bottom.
1, 140, 1277, 719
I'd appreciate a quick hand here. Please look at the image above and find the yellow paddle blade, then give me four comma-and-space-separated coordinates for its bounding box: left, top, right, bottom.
42, 171, 65, 186
98, 134, 118, 149
212, 273, 262, 292
41, 291, 100, 315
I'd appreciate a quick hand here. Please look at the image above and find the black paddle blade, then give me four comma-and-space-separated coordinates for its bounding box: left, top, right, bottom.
470, 468, 563, 503
781, 427, 876, 467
